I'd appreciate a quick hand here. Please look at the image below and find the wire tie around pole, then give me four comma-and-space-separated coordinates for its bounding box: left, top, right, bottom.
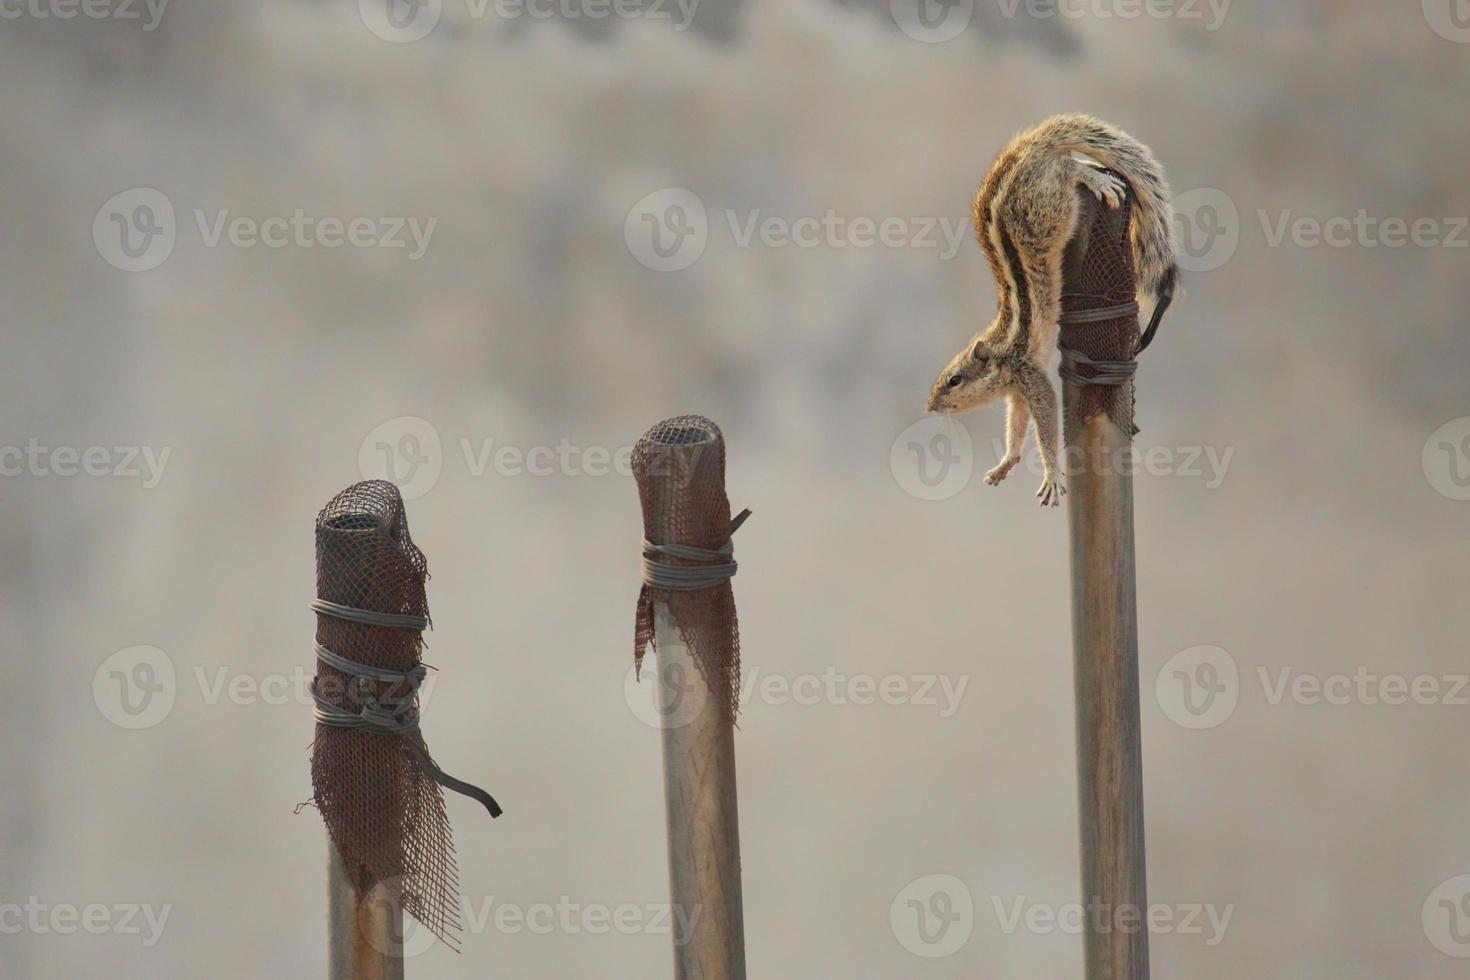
640, 508, 752, 592
311, 602, 502, 818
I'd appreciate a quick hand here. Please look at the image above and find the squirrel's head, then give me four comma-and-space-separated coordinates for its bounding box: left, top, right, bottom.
926, 338, 1011, 414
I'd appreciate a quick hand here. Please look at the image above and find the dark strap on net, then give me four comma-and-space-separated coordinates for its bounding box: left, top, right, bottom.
1058, 348, 1137, 387
1059, 300, 1138, 325
311, 601, 503, 819
1138, 291, 1172, 354
1057, 295, 1169, 387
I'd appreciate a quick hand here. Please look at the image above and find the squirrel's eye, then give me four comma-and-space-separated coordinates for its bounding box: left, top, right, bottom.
946, 375, 964, 389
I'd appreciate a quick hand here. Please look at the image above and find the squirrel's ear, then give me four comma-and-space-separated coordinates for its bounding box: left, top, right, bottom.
968, 338, 989, 363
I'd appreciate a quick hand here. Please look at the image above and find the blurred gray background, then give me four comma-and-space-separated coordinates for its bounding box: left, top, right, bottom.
3, 0, 1469, 976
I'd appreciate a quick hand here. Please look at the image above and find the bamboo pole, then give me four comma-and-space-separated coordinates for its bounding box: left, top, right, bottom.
1061, 184, 1151, 979
328, 843, 405, 980
653, 600, 747, 980
1064, 404, 1149, 980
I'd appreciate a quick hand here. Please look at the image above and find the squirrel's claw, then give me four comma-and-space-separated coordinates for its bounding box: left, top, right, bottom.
985, 457, 1019, 486
1036, 479, 1066, 507
1080, 168, 1126, 209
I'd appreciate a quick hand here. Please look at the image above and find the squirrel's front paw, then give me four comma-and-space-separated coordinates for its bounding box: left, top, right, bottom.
1036, 477, 1066, 507
985, 457, 1019, 486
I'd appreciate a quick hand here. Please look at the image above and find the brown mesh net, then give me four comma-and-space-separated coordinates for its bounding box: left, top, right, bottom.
1059, 168, 1143, 436
309, 480, 461, 948
632, 416, 745, 724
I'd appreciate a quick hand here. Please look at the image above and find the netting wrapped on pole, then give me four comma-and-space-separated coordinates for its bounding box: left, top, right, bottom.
632, 415, 749, 724
307, 479, 500, 950
1058, 168, 1147, 436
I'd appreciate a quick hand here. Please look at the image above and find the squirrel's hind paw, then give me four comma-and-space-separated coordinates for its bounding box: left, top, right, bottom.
1036, 478, 1066, 507
1079, 168, 1126, 209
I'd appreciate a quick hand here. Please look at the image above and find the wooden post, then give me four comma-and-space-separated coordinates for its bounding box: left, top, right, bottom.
1062, 185, 1150, 980
328, 843, 405, 980
653, 600, 747, 980
1065, 406, 1149, 980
